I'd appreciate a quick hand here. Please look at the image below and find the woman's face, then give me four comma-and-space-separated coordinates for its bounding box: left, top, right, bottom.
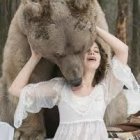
84, 43, 101, 71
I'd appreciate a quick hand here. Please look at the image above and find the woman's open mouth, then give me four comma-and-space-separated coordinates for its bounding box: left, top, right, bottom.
87, 56, 96, 61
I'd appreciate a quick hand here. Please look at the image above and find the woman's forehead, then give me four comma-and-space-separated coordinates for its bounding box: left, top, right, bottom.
91, 42, 99, 49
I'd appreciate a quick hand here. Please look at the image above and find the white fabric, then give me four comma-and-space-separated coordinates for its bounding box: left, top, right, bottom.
14, 57, 139, 140
103, 56, 139, 104
123, 89, 140, 115
112, 57, 140, 92
14, 78, 64, 128
0, 122, 14, 140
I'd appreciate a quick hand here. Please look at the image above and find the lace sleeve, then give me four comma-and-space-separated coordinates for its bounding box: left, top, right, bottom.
14, 77, 65, 128
103, 56, 140, 104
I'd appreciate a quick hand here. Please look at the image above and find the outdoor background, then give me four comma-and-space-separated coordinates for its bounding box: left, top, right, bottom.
0, 0, 140, 82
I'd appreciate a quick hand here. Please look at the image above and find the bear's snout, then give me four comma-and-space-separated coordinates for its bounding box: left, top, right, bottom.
69, 78, 82, 87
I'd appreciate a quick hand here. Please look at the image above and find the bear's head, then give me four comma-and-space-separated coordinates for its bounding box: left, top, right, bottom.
22, 0, 97, 87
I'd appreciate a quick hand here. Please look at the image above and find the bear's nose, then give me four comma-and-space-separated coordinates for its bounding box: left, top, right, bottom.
69, 78, 82, 87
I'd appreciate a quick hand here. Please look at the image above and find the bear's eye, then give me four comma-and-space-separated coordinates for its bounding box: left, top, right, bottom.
54, 52, 65, 58
75, 47, 84, 54
74, 50, 81, 54
75, 45, 85, 54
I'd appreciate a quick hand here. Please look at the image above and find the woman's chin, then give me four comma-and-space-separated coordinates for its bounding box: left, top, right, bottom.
85, 65, 98, 71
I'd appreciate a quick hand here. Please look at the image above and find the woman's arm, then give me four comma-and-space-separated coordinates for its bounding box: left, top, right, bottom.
8, 48, 42, 97
96, 26, 128, 64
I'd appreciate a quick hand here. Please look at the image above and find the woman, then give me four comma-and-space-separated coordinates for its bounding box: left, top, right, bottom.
9, 27, 136, 140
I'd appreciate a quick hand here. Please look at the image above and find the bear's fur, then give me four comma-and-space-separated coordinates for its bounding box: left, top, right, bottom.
0, 0, 127, 139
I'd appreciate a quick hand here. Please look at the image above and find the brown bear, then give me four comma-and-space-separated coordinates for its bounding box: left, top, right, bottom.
0, 0, 124, 139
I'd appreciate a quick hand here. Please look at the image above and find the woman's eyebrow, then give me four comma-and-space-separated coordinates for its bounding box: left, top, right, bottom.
94, 46, 99, 49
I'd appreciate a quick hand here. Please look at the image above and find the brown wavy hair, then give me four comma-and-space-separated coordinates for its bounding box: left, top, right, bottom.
92, 41, 108, 86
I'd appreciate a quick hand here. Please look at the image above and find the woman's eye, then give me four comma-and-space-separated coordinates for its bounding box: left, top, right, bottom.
75, 49, 82, 54
94, 50, 99, 53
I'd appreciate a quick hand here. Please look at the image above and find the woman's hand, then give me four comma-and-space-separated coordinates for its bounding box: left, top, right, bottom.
95, 26, 128, 64
30, 47, 42, 61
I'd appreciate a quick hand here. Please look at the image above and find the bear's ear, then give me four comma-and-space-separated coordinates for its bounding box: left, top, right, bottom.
22, 0, 44, 18
73, 0, 91, 10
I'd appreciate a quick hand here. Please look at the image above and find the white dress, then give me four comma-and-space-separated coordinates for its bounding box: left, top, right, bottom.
14, 57, 140, 140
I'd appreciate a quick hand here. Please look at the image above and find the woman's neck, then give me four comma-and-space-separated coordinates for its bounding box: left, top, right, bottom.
82, 69, 95, 88
71, 69, 96, 92
71, 70, 96, 96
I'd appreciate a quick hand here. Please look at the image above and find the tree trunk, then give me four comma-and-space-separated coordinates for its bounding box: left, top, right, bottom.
116, 0, 129, 44
116, 0, 134, 66
0, 0, 20, 75
98, 0, 118, 34
131, 0, 140, 79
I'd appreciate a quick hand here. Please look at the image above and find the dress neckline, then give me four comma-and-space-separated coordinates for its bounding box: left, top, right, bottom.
63, 84, 101, 115
69, 84, 99, 99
